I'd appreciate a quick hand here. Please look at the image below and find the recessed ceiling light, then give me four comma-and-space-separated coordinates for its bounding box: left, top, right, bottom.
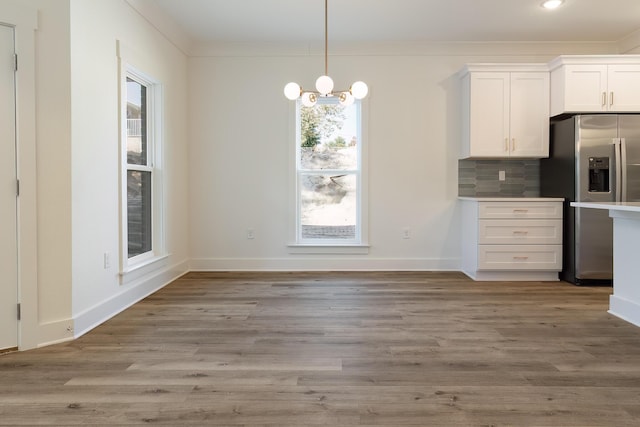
541, 0, 564, 9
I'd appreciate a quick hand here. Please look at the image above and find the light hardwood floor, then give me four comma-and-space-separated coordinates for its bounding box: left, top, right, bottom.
2, 271, 640, 426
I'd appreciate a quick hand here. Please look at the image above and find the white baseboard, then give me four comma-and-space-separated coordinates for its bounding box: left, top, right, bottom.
37, 318, 74, 348
189, 257, 461, 272
72, 259, 189, 339
609, 295, 640, 327
463, 270, 560, 281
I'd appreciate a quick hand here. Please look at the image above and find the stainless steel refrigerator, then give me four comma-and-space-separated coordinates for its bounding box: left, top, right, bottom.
540, 115, 640, 285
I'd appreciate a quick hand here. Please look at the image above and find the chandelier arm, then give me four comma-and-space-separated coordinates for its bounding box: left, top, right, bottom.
301, 89, 351, 95
284, 0, 367, 101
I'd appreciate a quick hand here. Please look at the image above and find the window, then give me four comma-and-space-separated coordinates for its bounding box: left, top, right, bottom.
292, 97, 368, 249
126, 76, 152, 258
119, 63, 165, 275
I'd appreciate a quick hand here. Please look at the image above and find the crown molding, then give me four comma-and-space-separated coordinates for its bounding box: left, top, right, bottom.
187, 40, 619, 58
124, 0, 194, 56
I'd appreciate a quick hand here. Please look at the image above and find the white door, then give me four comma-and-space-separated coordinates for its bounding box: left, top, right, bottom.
0, 24, 18, 351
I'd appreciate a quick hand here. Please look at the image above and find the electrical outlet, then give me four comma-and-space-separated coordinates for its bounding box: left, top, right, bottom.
402, 227, 410, 239
499, 170, 506, 181
247, 229, 255, 239
103, 252, 110, 269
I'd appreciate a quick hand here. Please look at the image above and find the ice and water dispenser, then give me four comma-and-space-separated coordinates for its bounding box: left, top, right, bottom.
588, 157, 610, 193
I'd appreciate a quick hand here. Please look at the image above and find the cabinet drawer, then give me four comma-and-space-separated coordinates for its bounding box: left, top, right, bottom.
478, 245, 562, 271
478, 202, 562, 219
478, 219, 562, 245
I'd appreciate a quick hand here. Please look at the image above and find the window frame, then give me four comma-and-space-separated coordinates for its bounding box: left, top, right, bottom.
288, 96, 369, 254
117, 46, 166, 281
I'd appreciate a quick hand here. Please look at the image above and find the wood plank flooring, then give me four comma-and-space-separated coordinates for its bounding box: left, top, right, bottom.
2, 271, 640, 426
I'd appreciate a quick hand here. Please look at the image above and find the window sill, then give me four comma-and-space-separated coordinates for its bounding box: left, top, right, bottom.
119, 253, 169, 285
287, 244, 370, 255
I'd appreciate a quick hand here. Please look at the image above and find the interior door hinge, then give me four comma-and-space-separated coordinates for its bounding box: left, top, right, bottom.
14, 53, 17, 72
17, 303, 21, 321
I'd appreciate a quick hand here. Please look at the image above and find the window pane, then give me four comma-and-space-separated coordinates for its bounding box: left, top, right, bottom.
300, 173, 356, 240
126, 77, 147, 166
300, 103, 357, 170
127, 170, 152, 258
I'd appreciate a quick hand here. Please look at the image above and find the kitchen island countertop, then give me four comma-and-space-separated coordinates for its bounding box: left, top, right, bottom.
459, 197, 565, 202
571, 201, 640, 212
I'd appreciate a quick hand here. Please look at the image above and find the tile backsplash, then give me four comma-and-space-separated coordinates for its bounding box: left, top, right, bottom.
458, 159, 540, 197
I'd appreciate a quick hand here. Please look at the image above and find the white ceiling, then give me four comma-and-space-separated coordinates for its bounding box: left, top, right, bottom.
152, 0, 640, 45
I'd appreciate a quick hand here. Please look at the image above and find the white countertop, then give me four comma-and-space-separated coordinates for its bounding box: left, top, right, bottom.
459, 197, 565, 202
571, 201, 640, 213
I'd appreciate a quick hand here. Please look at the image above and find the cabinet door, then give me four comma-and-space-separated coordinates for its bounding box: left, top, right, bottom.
509, 72, 550, 157
562, 65, 608, 112
468, 72, 510, 157
607, 64, 640, 112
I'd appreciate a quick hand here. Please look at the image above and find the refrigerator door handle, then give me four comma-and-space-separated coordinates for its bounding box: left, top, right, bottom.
621, 137, 628, 202
614, 138, 622, 202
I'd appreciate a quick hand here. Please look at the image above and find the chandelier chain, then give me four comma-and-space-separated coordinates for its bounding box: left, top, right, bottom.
324, 0, 328, 76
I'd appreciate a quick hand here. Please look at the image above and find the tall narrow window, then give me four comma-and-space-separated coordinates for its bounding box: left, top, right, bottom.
120, 65, 163, 272
126, 76, 152, 258
295, 97, 366, 245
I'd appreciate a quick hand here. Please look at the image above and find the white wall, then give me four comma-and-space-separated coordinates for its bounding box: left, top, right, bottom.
25, 0, 74, 346
8, 0, 189, 348
187, 44, 618, 271
68, 0, 190, 337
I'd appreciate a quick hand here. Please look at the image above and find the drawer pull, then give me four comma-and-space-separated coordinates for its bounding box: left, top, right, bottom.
513, 209, 529, 213
513, 256, 529, 261
513, 231, 529, 236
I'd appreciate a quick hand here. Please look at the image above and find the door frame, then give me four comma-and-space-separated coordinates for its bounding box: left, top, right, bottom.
1, 1, 38, 350
0, 22, 18, 351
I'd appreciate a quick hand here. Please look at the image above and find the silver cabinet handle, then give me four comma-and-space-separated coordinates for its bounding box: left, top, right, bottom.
610, 92, 614, 107
505, 138, 509, 152
513, 231, 529, 235
513, 209, 529, 213
621, 137, 628, 202
614, 138, 622, 202
602, 92, 607, 107
512, 138, 516, 151
513, 256, 529, 261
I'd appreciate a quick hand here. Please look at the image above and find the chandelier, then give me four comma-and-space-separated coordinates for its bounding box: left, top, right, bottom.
283, 0, 368, 107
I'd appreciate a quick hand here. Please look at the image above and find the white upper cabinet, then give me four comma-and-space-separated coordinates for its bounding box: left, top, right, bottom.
460, 64, 550, 159
550, 56, 640, 116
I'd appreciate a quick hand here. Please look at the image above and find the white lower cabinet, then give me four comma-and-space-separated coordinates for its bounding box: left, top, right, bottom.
460, 198, 563, 281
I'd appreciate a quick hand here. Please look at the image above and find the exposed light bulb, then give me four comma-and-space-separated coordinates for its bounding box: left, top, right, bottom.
315, 75, 334, 96
541, 0, 564, 9
284, 82, 301, 100
350, 81, 369, 99
339, 92, 354, 106
301, 92, 318, 107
